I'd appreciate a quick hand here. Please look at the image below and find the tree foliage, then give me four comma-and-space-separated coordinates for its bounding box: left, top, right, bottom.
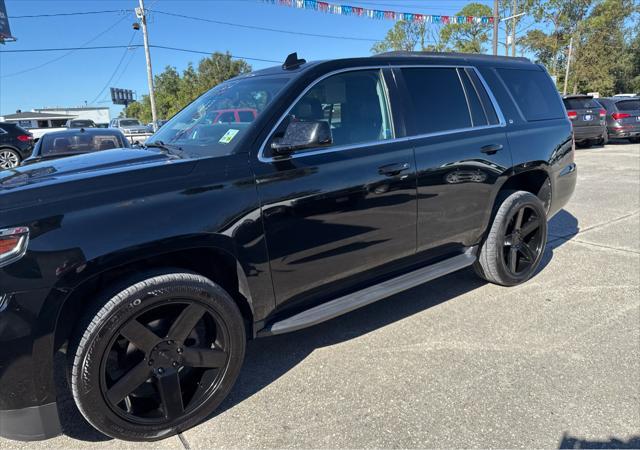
122, 52, 251, 122
371, 20, 429, 53
440, 3, 494, 53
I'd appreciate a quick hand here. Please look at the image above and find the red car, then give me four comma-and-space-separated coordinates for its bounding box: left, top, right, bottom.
207, 108, 257, 123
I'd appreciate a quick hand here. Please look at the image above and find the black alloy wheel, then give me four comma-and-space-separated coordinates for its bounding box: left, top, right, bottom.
70, 271, 246, 441
501, 205, 545, 277
474, 190, 548, 286
101, 301, 230, 424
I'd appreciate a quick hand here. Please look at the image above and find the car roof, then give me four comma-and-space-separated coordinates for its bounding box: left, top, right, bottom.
238, 52, 538, 79
562, 94, 594, 99
40, 128, 124, 138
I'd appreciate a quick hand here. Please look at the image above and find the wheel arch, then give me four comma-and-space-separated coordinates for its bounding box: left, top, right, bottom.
52, 238, 256, 354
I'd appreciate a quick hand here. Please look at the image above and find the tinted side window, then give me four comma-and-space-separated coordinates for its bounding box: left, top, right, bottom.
271, 69, 393, 151
497, 68, 565, 121
401, 68, 471, 134
465, 69, 500, 125
459, 70, 488, 127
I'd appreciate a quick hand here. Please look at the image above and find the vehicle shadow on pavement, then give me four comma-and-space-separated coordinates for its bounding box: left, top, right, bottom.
559, 433, 640, 449
53, 209, 578, 442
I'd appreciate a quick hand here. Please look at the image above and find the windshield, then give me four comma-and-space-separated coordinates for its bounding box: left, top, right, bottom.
616, 99, 640, 111
40, 133, 126, 155
563, 98, 601, 110
70, 120, 95, 128
120, 119, 142, 127
150, 75, 289, 158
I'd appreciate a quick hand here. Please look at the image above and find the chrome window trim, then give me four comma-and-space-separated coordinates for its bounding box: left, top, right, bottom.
258, 64, 507, 163
457, 68, 475, 128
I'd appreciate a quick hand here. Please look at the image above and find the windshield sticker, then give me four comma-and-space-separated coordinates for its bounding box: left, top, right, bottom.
219, 129, 240, 144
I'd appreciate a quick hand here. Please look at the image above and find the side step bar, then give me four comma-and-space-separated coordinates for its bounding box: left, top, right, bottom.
262, 247, 477, 336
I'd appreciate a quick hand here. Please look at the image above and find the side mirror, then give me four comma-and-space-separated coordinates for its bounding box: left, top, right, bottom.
271, 120, 332, 155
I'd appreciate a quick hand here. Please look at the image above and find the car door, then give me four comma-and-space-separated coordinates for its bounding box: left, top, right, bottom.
251, 68, 417, 307
393, 66, 512, 256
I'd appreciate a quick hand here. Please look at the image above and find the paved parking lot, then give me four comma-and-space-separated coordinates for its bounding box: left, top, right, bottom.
1, 140, 639, 449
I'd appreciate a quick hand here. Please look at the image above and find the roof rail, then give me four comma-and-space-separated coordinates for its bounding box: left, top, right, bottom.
372, 51, 530, 63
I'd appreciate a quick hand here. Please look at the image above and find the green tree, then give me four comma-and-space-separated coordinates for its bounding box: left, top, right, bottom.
440, 3, 493, 53
123, 52, 251, 121
371, 20, 428, 53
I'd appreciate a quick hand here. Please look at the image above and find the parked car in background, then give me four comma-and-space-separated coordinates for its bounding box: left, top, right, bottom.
147, 119, 169, 131
562, 95, 607, 147
206, 108, 258, 123
21, 127, 129, 165
0, 122, 34, 169
612, 93, 639, 98
109, 117, 150, 135
597, 97, 640, 143
65, 119, 97, 128
0, 52, 576, 442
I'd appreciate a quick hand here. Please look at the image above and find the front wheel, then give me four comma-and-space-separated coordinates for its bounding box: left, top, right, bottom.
474, 191, 548, 286
69, 271, 246, 441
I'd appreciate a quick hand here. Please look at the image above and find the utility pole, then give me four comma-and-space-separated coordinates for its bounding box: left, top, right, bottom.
563, 36, 573, 95
511, 0, 517, 57
137, 0, 158, 130
492, 0, 499, 55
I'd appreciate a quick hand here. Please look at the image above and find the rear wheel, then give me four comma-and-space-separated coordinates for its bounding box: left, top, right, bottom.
630, 137, 640, 144
474, 191, 548, 286
0, 148, 20, 169
69, 271, 246, 441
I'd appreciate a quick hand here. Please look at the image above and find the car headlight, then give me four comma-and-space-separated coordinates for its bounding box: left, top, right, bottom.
0, 227, 29, 268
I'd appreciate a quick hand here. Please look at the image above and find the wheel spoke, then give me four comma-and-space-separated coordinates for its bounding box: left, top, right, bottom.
514, 208, 525, 230
519, 242, 536, 261
168, 304, 206, 341
157, 370, 184, 420
520, 217, 540, 238
120, 320, 163, 353
106, 360, 152, 405
509, 247, 518, 272
182, 347, 227, 368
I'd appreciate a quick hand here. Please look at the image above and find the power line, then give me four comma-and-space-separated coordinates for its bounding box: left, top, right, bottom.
9, 9, 131, 19
0, 14, 129, 78
148, 9, 380, 42
90, 31, 138, 105
0, 44, 281, 63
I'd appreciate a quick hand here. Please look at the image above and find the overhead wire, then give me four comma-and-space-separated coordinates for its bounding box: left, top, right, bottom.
89, 31, 138, 105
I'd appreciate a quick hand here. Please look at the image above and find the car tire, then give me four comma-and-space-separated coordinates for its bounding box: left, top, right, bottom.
474, 191, 548, 287
68, 270, 246, 441
630, 137, 640, 144
0, 148, 21, 169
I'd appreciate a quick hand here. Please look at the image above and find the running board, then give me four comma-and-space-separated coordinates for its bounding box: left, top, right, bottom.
263, 247, 477, 336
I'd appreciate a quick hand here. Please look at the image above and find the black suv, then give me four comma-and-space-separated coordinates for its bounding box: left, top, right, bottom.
0, 122, 34, 169
0, 52, 576, 442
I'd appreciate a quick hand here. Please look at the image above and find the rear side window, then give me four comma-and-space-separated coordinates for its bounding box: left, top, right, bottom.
497, 68, 565, 121
459, 70, 488, 127
563, 98, 601, 109
466, 69, 500, 125
616, 99, 640, 111
401, 68, 471, 134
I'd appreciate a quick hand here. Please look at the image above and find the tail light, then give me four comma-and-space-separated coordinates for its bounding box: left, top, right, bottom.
0, 227, 29, 268
567, 110, 578, 120
598, 109, 606, 118
16, 134, 32, 142
611, 112, 630, 120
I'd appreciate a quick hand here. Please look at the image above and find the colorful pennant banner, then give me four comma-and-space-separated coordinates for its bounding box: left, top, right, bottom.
264, 0, 495, 24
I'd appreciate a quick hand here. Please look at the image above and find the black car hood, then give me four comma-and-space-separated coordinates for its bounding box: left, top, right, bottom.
0, 147, 194, 213
1, 148, 181, 189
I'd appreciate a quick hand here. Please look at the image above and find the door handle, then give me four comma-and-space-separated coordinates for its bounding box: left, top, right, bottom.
480, 143, 503, 155
378, 162, 410, 176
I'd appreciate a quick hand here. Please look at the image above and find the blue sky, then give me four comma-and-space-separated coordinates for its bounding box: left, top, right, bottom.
0, 0, 533, 119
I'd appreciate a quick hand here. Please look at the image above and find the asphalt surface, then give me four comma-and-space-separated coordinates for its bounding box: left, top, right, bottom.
2, 140, 639, 449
